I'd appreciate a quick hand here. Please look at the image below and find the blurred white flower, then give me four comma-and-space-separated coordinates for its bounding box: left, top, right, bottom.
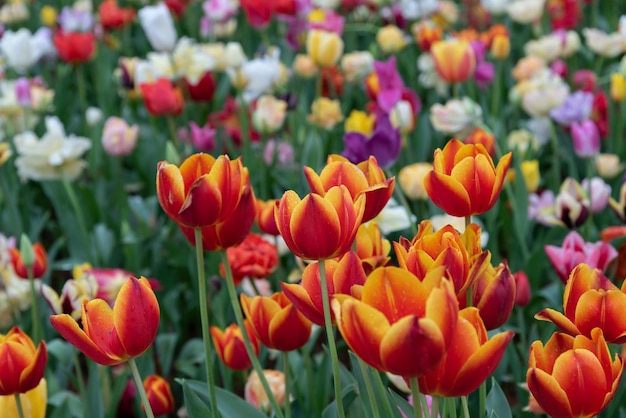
0, 2, 29, 24
417, 53, 448, 96
138, 2, 177, 52
583, 28, 626, 58
397, 0, 439, 20
507, 0, 545, 24
430, 97, 482, 135
86, 107, 103, 126
14, 116, 92, 182
371, 198, 415, 235
0, 234, 31, 328
233, 49, 282, 103
481, 0, 508, 15
0, 28, 45, 72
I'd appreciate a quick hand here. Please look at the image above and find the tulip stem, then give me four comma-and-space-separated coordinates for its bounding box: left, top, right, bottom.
432, 396, 441, 418
194, 229, 220, 418
61, 175, 94, 263
13, 393, 25, 418
128, 358, 155, 418
448, 397, 457, 418
283, 351, 291, 418
220, 250, 285, 418
357, 358, 380, 418
548, 121, 561, 191
461, 396, 471, 418
72, 348, 89, 417
27, 266, 41, 343
167, 116, 180, 152
318, 258, 346, 418
410, 377, 423, 418
479, 380, 487, 418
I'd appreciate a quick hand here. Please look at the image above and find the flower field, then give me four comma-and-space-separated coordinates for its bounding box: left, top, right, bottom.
1, 0, 626, 417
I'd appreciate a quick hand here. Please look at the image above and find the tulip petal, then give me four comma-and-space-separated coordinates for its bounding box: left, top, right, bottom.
50, 314, 119, 365
289, 192, 341, 260
281, 282, 325, 326
275, 191, 303, 257
526, 368, 573, 418
114, 277, 160, 358
156, 162, 186, 221
489, 152, 512, 209
333, 298, 389, 371
81, 299, 127, 360
577, 290, 626, 343
380, 316, 446, 377
18, 342, 47, 395
178, 176, 223, 227
535, 308, 581, 337
424, 172, 472, 217
425, 280, 458, 348
268, 305, 312, 351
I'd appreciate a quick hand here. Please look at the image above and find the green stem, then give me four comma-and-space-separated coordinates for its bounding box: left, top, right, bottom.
0, 168, 23, 237
479, 381, 487, 418
318, 258, 346, 418
461, 396, 471, 418
410, 377, 423, 418
420, 392, 432, 418
448, 397, 457, 418
73, 348, 88, 417
76, 65, 87, 117
283, 351, 291, 418
27, 266, 41, 343
464, 216, 471, 229
372, 368, 395, 418
61, 176, 93, 262
14, 393, 25, 418
548, 121, 561, 191
357, 358, 380, 418
128, 358, 155, 418
194, 229, 220, 418
220, 250, 285, 418
432, 396, 441, 418
166, 116, 181, 152
302, 345, 318, 417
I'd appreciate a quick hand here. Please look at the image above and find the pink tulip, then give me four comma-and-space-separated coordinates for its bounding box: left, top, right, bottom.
571, 119, 600, 158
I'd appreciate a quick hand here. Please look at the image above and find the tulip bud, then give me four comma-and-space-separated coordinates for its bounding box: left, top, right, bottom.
10, 237, 47, 279
513, 271, 531, 306
490, 34, 510, 59
398, 162, 433, 200
470, 253, 516, 330
143, 375, 175, 416
520, 160, 540, 193
245, 370, 286, 413
211, 321, 260, 370
571, 119, 600, 158
138, 3, 177, 52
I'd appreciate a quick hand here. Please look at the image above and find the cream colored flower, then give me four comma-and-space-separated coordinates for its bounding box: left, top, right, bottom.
398, 162, 433, 200
583, 28, 626, 58
252, 95, 288, 134
417, 53, 448, 96
0, 2, 29, 24
481, 0, 508, 15
595, 153, 622, 179
14, 116, 91, 182
308, 97, 342, 130
507, 129, 540, 157
520, 69, 569, 117
245, 370, 286, 413
507, 0, 545, 24
371, 198, 415, 235
376, 25, 407, 54
340, 51, 374, 82
293, 54, 319, 78
171, 37, 216, 83
430, 97, 483, 135
0, 234, 31, 328
390, 100, 415, 134
524, 34, 562, 62
560, 31, 581, 57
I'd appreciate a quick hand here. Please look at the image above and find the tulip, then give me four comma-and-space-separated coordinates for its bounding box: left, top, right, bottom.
610, 73, 626, 102
308, 97, 343, 130
239, 0, 275, 28
430, 39, 476, 84
0, 378, 47, 418
463, 127, 495, 156
398, 163, 432, 200
241, 292, 312, 351
245, 370, 286, 412
469, 254, 516, 330
138, 3, 177, 52
50, 277, 160, 365
544, 230, 617, 283
520, 160, 540, 193
40, 269, 98, 320
53, 31, 95, 63
490, 34, 510, 59
344, 110, 375, 136
306, 29, 344, 68
139, 78, 184, 116
0, 327, 47, 395
419, 308, 513, 396
333, 266, 458, 377
143, 375, 175, 416
594, 153, 621, 179
527, 329, 622, 418
536, 264, 626, 343
282, 251, 366, 326
255, 199, 280, 236
355, 223, 391, 275
554, 178, 591, 229
572, 119, 600, 158
220, 233, 278, 284
275, 185, 364, 260
513, 271, 531, 306
9, 243, 47, 279
156, 153, 245, 228
101, 116, 139, 157
412, 22, 442, 52
185, 71, 217, 103
99, 0, 136, 31
178, 183, 256, 252
424, 139, 512, 217
305, 154, 394, 223
210, 321, 260, 370
376, 25, 407, 54
251, 95, 288, 135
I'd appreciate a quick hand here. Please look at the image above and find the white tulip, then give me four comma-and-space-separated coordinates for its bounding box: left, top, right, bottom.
138, 3, 177, 52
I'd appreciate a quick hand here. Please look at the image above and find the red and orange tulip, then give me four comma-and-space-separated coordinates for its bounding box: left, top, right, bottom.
355, 223, 391, 275
527, 329, 623, 418
10, 243, 47, 279
50, 277, 160, 366
222, 233, 278, 285
424, 139, 512, 217
255, 199, 280, 236
0, 327, 47, 395
332, 266, 458, 377
536, 263, 626, 344
418, 307, 513, 396
143, 375, 175, 416
430, 39, 476, 83
282, 251, 367, 326
305, 155, 394, 223
210, 321, 260, 371
156, 153, 245, 228
275, 185, 364, 260
241, 292, 312, 351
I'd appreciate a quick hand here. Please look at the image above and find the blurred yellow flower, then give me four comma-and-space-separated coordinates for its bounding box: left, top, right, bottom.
293, 54, 318, 79
40, 5, 57, 27
0, 378, 47, 418
376, 25, 407, 54
491, 34, 510, 59
344, 110, 375, 136
306, 30, 343, 68
611, 73, 626, 102
595, 153, 622, 179
0, 143, 12, 166
520, 160, 540, 193
308, 97, 342, 130
398, 162, 433, 200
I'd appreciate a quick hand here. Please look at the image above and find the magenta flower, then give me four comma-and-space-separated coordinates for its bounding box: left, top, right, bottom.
545, 230, 618, 283
470, 41, 494, 90
189, 121, 216, 152
571, 119, 600, 158
341, 115, 401, 168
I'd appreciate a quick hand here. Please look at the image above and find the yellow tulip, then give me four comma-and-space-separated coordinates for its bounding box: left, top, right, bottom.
344, 110, 375, 136
520, 160, 540, 193
306, 29, 344, 68
0, 379, 47, 418
376, 25, 407, 54
611, 73, 626, 102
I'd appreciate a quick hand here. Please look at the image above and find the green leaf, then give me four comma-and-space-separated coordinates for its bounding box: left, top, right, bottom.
48, 390, 82, 418
486, 378, 512, 418
155, 333, 178, 377
388, 390, 412, 418
181, 379, 213, 418
322, 383, 358, 418
180, 379, 268, 418
86, 361, 105, 418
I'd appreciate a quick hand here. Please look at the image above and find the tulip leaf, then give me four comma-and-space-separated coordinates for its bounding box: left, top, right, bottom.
181, 379, 212, 417
322, 384, 358, 418
86, 361, 105, 418
486, 378, 512, 418
48, 390, 82, 418
388, 389, 414, 418
155, 332, 178, 377
180, 379, 267, 418
93, 222, 114, 265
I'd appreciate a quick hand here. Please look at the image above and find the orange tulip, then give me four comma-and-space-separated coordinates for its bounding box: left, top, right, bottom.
305, 155, 394, 223
355, 223, 391, 275
241, 292, 312, 351
527, 329, 622, 418
139, 78, 184, 116
143, 375, 175, 416
0, 327, 47, 395
178, 183, 256, 252
10, 243, 47, 279
464, 127, 495, 156
418, 308, 513, 396
50, 277, 159, 366
536, 263, 626, 344
275, 185, 364, 260
282, 251, 366, 326
256, 199, 280, 236
424, 139, 512, 217
430, 39, 476, 83
210, 321, 260, 371
412, 23, 443, 52
156, 153, 245, 228
220, 233, 278, 285
333, 266, 458, 377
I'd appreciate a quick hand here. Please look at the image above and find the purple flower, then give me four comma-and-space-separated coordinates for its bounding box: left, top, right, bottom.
373, 57, 406, 114
571, 119, 600, 158
470, 41, 494, 90
14, 77, 31, 107
581, 177, 611, 213
528, 190, 556, 226
549, 90, 593, 126
58, 7, 94, 32
342, 115, 401, 168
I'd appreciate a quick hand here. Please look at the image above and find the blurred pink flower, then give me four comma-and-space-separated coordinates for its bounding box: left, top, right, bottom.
188, 121, 216, 152
263, 140, 294, 166
581, 177, 610, 213
102, 116, 139, 157
571, 119, 600, 158
545, 230, 618, 283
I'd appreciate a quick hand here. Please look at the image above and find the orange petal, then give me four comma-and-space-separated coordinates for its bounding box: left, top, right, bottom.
156, 161, 186, 222
380, 316, 446, 377
489, 152, 512, 209
289, 193, 341, 259
576, 290, 626, 343
82, 299, 126, 360
281, 282, 325, 326
275, 190, 302, 257
178, 176, 223, 227
424, 172, 472, 217
304, 166, 326, 195
526, 368, 573, 418
535, 309, 581, 337
114, 277, 160, 358
268, 305, 312, 351
50, 314, 119, 365
18, 341, 47, 395
425, 280, 459, 349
